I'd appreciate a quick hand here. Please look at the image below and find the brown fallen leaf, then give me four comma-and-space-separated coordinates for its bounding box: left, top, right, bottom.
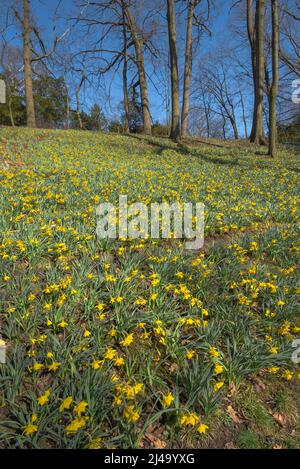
154, 439, 167, 449
226, 405, 243, 424
270, 411, 287, 427
273, 444, 283, 449
145, 432, 167, 449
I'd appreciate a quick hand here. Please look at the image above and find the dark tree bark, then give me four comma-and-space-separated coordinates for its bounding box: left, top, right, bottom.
181, 0, 195, 138
64, 79, 70, 129
250, 0, 266, 144
239, 88, 248, 139
75, 82, 83, 129
166, 49, 171, 133
122, 1, 152, 135
230, 116, 239, 140
167, 0, 180, 140
268, 0, 279, 157
23, 0, 36, 128
247, 0, 256, 140
222, 115, 226, 140
66, 93, 70, 130
122, 6, 130, 133
264, 62, 271, 129
202, 93, 210, 138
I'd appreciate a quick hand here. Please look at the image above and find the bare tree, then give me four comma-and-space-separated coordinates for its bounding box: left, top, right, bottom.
75, 75, 85, 130
268, 0, 279, 157
70, 0, 155, 134
181, 0, 211, 138
22, 0, 36, 128
181, 0, 195, 138
11, 0, 73, 129
192, 52, 242, 140
279, 1, 300, 77
247, 0, 256, 140
249, 0, 266, 144
121, 1, 152, 135
239, 86, 248, 139
206, 66, 240, 139
64, 78, 70, 129
122, 5, 130, 133
0, 40, 24, 127
167, 0, 180, 140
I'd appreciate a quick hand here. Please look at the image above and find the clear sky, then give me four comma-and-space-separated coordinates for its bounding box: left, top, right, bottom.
2, 0, 247, 131
29, 0, 233, 120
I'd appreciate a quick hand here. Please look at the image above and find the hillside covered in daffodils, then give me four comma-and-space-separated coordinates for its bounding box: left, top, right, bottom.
0, 127, 299, 449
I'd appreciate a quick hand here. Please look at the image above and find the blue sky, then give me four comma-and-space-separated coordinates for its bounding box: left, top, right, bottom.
3, 0, 250, 132
2, 1, 298, 136
30, 0, 233, 121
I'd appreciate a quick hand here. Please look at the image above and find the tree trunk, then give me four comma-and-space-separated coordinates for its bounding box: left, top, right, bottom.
222, 115, 226, 140
122, 8, 130, 133
240, 89, 248, 139
8, 94, 15, 127
264, 62, 271, 105
250, 0, 266, 144
167, 0, 180, 140
229, 115, 239, 140
203, 95, 210, 138
247, 0, 257, 141
65, 80, 70, 129
123, 2, 152, 135
75, 85, 83, 129
181, 0, 195, 138
166, 49, 171, 133
23, 0, 36, 128
268, 0, 279, 157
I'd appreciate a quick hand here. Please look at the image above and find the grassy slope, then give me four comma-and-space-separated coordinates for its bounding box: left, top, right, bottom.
0, 127, 299, 449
